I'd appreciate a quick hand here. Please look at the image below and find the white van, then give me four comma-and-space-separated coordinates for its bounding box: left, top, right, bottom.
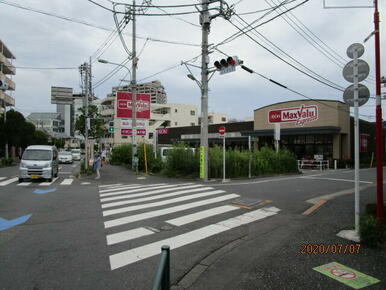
19, 145, 59, 182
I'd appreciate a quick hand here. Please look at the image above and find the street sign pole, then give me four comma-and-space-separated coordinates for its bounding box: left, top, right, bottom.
353, 49, 360, 234
223, 134, 226, 182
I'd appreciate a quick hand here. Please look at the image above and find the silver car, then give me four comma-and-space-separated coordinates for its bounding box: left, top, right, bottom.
71, 149, 81, 161
59, 151, 73, 164
19, 145, 59, 182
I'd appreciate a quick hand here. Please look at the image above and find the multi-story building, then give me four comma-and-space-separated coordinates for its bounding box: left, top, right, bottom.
112, 80, 167, 104
27, 113, 62, 135
0, 40, 16, 109
198, 112, 228, 125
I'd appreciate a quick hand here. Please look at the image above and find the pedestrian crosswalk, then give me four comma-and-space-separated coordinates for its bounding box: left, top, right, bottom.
0, 176, 85, 187
98, 182, 281, 271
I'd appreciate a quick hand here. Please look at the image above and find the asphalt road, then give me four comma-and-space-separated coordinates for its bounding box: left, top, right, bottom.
0, 164, 384, 289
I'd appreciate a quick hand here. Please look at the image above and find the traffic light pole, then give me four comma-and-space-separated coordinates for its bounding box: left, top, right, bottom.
200, 0, 210, 182
374, 0, 384, 238
131, 0, 137, 169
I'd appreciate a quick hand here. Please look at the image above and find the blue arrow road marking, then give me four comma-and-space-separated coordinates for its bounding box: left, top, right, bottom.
33, 188, 57, 195
0, 214, 32, 231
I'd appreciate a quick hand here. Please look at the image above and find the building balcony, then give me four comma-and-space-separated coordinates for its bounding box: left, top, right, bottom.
0, 54, 16, 75
0, 90, 15, 106
101, 95, 115, 106
0, 71, 15, 90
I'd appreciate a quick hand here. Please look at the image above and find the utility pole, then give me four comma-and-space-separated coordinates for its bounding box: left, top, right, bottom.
131, 1, 138, 168
374, 0, 384, 238
200, 0, 210, 181
2, 100, 7, 159
80, 62, 90, 170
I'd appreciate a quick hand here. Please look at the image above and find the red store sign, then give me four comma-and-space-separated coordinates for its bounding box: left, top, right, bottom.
156, 128, 169, 135
121, 128, 146, 136
268, 104, 318, 126
116, 91, 150, 119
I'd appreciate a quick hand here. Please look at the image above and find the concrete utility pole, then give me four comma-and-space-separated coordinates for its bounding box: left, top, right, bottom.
131, 0, 138, 168
2, 100, 7, 159
373, 0, 384, 237
200, 0, 210, 181
85, 63, 89, 170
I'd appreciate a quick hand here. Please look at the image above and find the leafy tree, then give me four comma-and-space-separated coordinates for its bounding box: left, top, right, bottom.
75, 105, 105, 139
32, 130, 48, 145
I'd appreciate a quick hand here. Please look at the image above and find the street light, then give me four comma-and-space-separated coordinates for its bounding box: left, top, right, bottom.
98, 58, 136, 168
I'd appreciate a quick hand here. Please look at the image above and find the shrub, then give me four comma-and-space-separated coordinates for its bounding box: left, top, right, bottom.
360, 214, 379, 247
110, 144, 132, 166
162, 143, 198, 177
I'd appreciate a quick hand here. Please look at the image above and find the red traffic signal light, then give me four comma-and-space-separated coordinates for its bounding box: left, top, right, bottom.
227, 57, 236, 66
213, 56, 242, 74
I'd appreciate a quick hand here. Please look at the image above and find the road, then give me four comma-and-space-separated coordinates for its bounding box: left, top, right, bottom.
0, 164, 384, 289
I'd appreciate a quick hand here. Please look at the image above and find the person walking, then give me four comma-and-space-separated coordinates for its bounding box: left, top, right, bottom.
94, 153, 102, 180
132, 153, 139, 174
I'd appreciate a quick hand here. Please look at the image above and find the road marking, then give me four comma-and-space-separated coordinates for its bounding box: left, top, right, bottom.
104, 194, 240, 228
109, 206, 280, 270
59, 166, 62, 170
102, 190, 226, 217
81, 182, 91, 185
60, 178, 73, 185
59, 171, 72, 174
106, 227, 154, 246
100, 184, 199, 197
39, 177, 59, 186
302, 200, 327, 215
0, 177, 6, 181
71, 164, 77, 168
101, 187, 215, 208
99, 183, 123, 188
137, 176, 146, 180
99, 183, 172, 194
0, 177, 18, 186
300, 176, 373, 184
166, 205, 239, 226
17, 182, 31, 186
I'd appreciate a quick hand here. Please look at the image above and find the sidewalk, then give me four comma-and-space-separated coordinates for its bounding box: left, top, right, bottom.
189, 185, 385, 290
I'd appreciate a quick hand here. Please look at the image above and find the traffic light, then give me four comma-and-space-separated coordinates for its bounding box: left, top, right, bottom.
213, 56, 242, 75
108, 121, 114, 133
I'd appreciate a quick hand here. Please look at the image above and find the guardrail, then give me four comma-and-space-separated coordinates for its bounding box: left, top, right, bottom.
152, 245, 170, 290
298, 159, 329, 171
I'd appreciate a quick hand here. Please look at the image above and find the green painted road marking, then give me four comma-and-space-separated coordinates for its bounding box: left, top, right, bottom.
313, 262, 380, 289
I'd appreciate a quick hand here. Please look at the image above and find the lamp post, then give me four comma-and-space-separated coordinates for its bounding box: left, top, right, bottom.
98, 58, 136, 165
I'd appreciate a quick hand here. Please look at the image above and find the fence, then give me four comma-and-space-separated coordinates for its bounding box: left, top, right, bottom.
298, 159, 329, 171
152, 245, 170, 290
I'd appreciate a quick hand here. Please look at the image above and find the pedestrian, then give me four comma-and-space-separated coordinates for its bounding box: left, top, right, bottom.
132, 153, 139, 174
94, 153, 101, 180
101, 149, 107, 165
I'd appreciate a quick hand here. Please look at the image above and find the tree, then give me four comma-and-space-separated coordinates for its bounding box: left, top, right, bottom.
75, 105, 105, 139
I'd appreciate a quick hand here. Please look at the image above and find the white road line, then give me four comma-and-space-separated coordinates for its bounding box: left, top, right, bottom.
99, 183, 171, 194
99, 183, 123, 188
100, 185, 208, 203
104, 194, 239, 228
71, 164, 77, 168
0, 177, 6, 181
17, 182, 31, 186
59, 171, 72, 174
39, 177, 59, 186
109, 206, 280, 270
60, 178, 73, 185
0, 177, 18, 186
103, 190, 225, 217
166, 205, 239, 226
106, 227, 154, 246
101, 187, 215, 208
81, 182, 91, 185
100, 184, 200, 197
300, 176, 373, 184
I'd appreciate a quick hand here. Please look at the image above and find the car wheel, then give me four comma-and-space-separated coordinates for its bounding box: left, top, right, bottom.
18, 178, 23, 183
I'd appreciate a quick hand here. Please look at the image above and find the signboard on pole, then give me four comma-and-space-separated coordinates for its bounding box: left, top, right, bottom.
121, 119, 148, 128
200, 146, 204, 179
219, 126, 226, 136
268, 105, 318, 126
116, 92, 150, 119
121, 128, 146, 136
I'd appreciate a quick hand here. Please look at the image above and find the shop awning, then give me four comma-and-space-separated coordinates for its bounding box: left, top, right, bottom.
241, 126, 341, 137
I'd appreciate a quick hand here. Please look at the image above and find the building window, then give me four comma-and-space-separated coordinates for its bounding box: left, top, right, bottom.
175, 122, 178, 126
191, 123, 195, 126
221, 117, 226, 122
122, 136, 128, 139
175, 109, 178, 113
190, 110, 195, 116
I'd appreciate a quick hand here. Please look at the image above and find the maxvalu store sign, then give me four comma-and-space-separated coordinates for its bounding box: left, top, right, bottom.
268, 104, 318, 126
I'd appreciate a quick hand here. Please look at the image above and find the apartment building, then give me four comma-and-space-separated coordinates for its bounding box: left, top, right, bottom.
198, 112, 228, 124
27, 112, 62, 135
112, 80, 167, 104
0, 40, 16, 108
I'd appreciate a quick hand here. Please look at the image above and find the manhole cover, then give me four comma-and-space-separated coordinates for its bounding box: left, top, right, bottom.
160, 225, 173, 231
232, 198, 262, 207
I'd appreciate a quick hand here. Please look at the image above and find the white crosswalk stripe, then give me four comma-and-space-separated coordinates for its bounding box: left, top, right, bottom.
0, 177, 6, 181
0, 177, 18, 186
60, 178, 73, 185
39, 177, 59, 186
17, 182, 31, 186
96, 182, 281, 271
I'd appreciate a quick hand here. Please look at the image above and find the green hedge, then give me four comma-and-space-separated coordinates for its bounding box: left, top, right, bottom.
110, 143, 298, 178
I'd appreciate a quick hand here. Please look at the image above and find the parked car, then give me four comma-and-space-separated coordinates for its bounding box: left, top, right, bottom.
19, 145, 59, 182
58, 151, 73, 164
71, 149, 81, 161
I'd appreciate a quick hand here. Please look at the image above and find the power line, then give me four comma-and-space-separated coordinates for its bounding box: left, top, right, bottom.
227, 15, 345, 91
15, 66, 78, 70
0, 0, 200, 47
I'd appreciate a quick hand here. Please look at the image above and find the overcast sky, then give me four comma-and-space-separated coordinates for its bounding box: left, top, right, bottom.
1, 0, 385, 121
